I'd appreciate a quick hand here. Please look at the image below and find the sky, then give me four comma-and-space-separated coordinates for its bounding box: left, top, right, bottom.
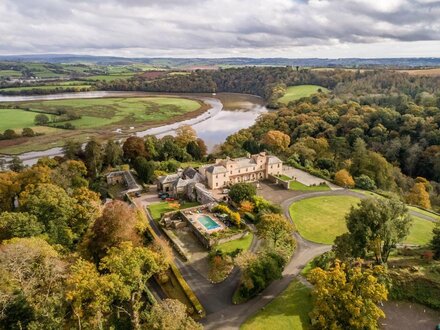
0, 0, 439, 58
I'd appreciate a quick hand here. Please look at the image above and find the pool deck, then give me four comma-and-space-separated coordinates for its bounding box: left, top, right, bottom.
184, 211, 225, 234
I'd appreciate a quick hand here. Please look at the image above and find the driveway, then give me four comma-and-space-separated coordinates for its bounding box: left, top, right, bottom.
283, 165, 342, 190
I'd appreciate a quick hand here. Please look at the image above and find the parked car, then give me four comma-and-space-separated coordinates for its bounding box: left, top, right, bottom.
165, 197, 175, 202
158, 192, 169, 198
222, 189, 230, 194
135, 192, 141, 197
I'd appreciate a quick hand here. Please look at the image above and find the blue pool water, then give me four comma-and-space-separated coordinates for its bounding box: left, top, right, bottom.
198, 215, 220, 230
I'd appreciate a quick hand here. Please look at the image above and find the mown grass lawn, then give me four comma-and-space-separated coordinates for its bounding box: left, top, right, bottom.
289, 180, 331, 192
405, 216, 436, 245
289, 196, 361, 244
148, 201, 200, 221
215, 232, 253, 254
241, 280, 312, 330
278, 85, 328, 104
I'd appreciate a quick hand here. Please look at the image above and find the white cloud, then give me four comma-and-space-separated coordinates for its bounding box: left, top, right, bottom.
0, 0, 438, 57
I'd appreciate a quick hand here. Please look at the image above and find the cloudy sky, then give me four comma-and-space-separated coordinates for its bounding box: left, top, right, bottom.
0, 0, 439, 58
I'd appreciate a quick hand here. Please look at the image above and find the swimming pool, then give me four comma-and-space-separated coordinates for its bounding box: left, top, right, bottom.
198, 215, 220, 230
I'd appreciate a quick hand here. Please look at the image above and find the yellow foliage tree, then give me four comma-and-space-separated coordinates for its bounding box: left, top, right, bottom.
334, 169, 355, 188
308, 260, 388, 330
261, 130, 290, 154
239, 200, 255, 213
407, 182, 431, 209
175, 124, 197, 147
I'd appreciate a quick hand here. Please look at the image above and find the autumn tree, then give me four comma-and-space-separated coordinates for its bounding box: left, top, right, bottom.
9, 156, 24, 172
0, 212, 44, 242
261, 130, 290, 154
87, 200, 141, 262
19, 183, 78, 247
66, 259, 120, 329
187, 138, 207, 160
308, 260, 387, 330
99, 242, 167, 329
0, 238, 66, 329
175, 124, 197, 148
146, 299, 202, 330
51, 160, 88, 191
334, 169, 355, 188
256, 213, 294, 247
334, 198, 412, 264
0, 171, 20, 212
239, 200, 255, 213
406, 182, 431, 209
123, 136, 146, 162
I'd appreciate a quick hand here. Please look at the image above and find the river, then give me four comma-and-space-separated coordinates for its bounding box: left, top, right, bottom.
0, 91, 268, 166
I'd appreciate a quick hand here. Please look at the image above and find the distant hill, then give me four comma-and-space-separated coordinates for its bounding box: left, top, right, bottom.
0, 54, 439, 68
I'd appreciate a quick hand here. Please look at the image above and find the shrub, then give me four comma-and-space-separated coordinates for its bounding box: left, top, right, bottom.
213, 204, 241, 226
355, 174, 377, 190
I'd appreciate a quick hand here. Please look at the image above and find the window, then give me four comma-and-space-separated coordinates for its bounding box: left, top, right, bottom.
238, 170, 240, 173
271, 165, 273, 169
278, 164, 280, 168
216, 175, 218, 179
253, 167, 255, 170
216, 182, 218, 187
230, 171, 232, 175
224, 174, 226, 177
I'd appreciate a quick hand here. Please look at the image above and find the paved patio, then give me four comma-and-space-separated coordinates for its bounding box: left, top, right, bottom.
282, 166, 342, 190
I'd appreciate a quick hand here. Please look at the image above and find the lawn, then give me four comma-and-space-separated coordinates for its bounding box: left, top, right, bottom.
278, 85, 328, 104
289, 180, 331, 192
241, 280, 312, 330
290, 195, 436, 246
148, 201, 200, 221
8, 96, 202, 129
0, 109, 38, 131
405, 216, 436, 245
0, 70, 22, 78
215, 232, 253, 254
289, 196, 361, 244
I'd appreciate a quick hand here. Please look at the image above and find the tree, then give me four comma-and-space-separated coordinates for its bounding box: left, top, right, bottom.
228, 182, 257, 204
66, 259, 120, 329
9, 156, 24, 172
431, 224, 440, 260
34, 113, 49, 125
84, 139, 103, 178
261, 130, 290, 153
3, 129, 18, 140
335, 198, 412, 263
103, 140, 122, 167
99, 242, 165, 330
187, 138, 207, 160
123, 136, 146, 161
63, 140, 83, 160
0, 212, 44, 242
239, 200, 254, 213
21, 127, 35, 137
146, 299, 202, 330
19, 183, 77, 247
51, 160, 88, 191
175, 124, 197, 148
87, 200, 141, 262
308, 260, 387, 330
406, 182, 431, 209
0, 238, 66, 329
256, 213, 294, 247
0, 171, 20, 212
354, 174, 376, 191
334, 169, 355, 188
71, 187, 102, 241
133, 157, 155, 183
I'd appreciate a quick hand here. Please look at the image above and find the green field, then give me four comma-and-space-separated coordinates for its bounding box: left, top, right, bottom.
405, 216, 436, 245
278, 85, 329, 104
289, 196, 360, 244
215, 233, 253, 254
0, 85, 92, 92
290, 195, 436, 245
289, 180, 331, 192
0, 70, 22, 78
9, 96, 202, 129
0, 109, 38, 131
84, 74, 136, 81
241, 280, 312, 330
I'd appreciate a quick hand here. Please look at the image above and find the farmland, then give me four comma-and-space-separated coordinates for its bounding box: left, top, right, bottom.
0, 96, 205, 154
278, 85, 329, 104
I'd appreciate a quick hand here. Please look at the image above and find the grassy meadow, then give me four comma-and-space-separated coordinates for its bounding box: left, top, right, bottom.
0, 109, 38, 131
241, 280, 312, 330
278, 85, 328, 104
